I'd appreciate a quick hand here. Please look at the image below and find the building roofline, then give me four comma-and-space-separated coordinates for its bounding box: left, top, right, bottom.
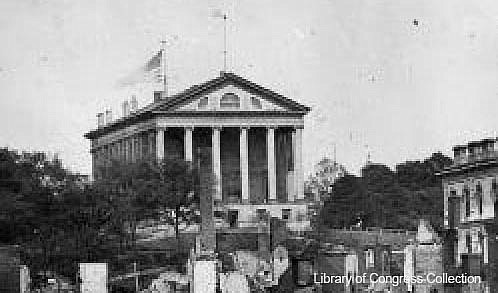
84, 72, 311, 140
435, 158, 498, 177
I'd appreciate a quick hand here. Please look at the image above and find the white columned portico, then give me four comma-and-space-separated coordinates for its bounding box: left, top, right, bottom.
267, 127, 277, 202
295, 127, 304, 200
184, 127, 193, 162
240, 127, 249, 204
212, 127, 222, 202
156, 128, 165, 161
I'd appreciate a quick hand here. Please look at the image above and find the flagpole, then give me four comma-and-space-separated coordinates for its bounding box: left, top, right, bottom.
160, 40, 168, 98
223, 14, 227, 72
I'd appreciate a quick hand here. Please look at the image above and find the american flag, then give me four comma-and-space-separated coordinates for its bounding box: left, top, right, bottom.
116, 50, 163, 88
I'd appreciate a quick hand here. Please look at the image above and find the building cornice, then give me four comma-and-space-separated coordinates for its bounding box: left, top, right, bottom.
436, 159, 498, 177
85, 110, 306, 140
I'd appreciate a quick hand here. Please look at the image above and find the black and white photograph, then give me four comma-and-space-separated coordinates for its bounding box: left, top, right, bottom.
0, 0, 497, 292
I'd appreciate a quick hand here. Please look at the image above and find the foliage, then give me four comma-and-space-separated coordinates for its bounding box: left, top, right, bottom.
305, 157, 346, 198
95, 157, 212, 239
318, 152, 452, 232
0, 147, 213, 284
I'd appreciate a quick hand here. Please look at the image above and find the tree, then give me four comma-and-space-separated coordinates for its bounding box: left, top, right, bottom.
0, 148, 112, 284
319, 153, 452, 231
95, 156, 214, 240
156, 158, 204, 239
305, 157, 346, 200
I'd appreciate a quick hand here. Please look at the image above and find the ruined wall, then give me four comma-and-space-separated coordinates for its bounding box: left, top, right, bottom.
414, 244, 443, 293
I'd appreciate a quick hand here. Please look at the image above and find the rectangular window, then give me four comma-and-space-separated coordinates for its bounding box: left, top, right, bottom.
220, 93, 240, 109
282, 209, 292, 221
466, 232, 472, 253
464, 186, 471, 218
228, 210, 238, 228
256, 209, 267, 222
476, 183, 483, 216
365, 249, 375, 269
448, 190, 459, 228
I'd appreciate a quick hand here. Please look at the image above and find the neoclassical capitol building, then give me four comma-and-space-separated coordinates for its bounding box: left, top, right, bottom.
85, 72, 311, 230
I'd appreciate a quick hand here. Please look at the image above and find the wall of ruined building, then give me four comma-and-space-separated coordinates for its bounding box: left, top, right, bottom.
317, 229, 414, 248
273, 245, 289, 285
234, 250, 272, 279
224, 203, 308, 224
403, 243, 443, 293
217, 232, 260, 253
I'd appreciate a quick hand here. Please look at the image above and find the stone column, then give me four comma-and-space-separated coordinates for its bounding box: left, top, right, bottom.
133, 135, 139, 161
118, 140, 122, 161
122, 140, 126, 161
149, 132, 155, 158
295, 127, 304, 200
156, 128, 165, 161
212, 127, 222, 202
122, 140, 127, 162
267, 127, 277, 202
130, 137, 135, 162
289, 130, 297, 202
108, 143, 113, 160
136, 133, 142, 161
240, 127, 249, 204
127, 139, 131, 161
184, 127, 193, 162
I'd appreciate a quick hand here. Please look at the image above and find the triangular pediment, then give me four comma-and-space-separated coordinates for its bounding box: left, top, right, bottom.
84, 72, 310, 140
173, 84, 288, 112
152, 72, 310, 113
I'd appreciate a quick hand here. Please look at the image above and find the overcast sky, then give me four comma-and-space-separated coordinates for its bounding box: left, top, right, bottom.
1, 0, 497, 176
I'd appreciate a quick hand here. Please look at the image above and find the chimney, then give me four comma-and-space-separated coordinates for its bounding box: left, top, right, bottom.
130, 95, 138, 112
154, 91, 162, 102
97, 113, 105, 128
453, 145, 467, 165
105, 109, 112, 124
122, 101, 130, 117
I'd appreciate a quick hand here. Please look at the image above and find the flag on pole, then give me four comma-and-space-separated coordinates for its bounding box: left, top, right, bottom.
115, 50, 163, 88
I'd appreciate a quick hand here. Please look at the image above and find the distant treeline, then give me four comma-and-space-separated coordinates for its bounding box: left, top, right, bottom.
318, 152, 452, 232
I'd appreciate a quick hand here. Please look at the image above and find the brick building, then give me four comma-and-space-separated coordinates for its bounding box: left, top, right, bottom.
84, 72, 311, 230
437, 138, 498, 292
